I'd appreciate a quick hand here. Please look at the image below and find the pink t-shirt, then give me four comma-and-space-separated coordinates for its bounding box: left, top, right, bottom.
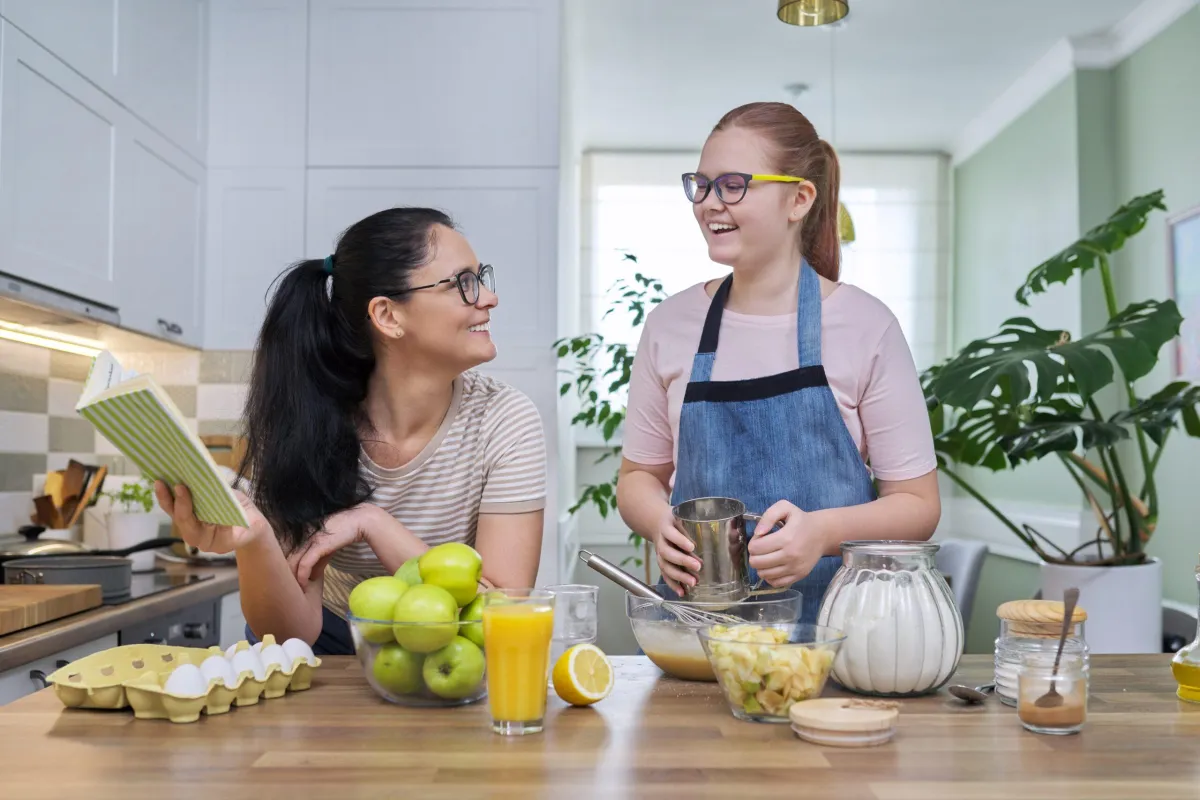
623, 281, 937, 483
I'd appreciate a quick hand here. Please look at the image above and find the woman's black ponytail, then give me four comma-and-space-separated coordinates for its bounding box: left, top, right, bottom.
239, 207, 454, 553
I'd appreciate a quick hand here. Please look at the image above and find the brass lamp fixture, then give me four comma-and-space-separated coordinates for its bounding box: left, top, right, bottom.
777, 0, 848, 27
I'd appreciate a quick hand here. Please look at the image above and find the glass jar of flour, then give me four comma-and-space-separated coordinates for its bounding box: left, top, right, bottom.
817, 541, 964, 696
993, 599, 1090, 707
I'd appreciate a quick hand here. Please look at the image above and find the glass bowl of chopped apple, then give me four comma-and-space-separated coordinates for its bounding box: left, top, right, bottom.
698, 623, 846, 722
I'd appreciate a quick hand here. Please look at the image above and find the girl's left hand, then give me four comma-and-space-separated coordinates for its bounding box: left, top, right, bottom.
746, 500, 827, 587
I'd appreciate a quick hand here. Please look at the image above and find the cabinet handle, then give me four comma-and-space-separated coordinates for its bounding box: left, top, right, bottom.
29, 669, 48, 689
157, 318, 183, 336
183, 623, 208, 640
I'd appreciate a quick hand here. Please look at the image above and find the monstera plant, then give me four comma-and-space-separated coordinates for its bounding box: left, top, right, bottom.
555, 255, 667, 581
924, 190, 1200, 569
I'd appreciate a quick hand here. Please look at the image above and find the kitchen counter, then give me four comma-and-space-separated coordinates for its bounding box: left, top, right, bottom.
0, 654, 1197, 799
0, 564, 238, 671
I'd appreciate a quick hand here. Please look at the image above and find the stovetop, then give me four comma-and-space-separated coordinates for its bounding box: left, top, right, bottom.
105, 568, 216, 606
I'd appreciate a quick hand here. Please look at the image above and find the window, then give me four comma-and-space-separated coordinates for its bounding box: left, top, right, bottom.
577, 151, 950, 420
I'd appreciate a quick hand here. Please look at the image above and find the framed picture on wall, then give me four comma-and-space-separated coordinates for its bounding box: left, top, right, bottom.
1168, 204, 1200, 378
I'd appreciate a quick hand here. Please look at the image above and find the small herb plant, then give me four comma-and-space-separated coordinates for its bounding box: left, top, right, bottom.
105, 478, 156, 514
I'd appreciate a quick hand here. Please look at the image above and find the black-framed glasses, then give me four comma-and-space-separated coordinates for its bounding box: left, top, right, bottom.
391, 263, 495, 305
682, 172, 806, 205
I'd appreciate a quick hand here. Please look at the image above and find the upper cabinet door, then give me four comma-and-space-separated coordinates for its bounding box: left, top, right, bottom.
0, 1, 206, 163
308, 0, 560, 168
115, 0, 208, 162
0, 1, 119, 89
113, 123, 205, 349
0, 23, 120, 307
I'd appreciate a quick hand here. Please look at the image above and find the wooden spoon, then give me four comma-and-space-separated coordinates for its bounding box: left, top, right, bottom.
1034, 586, 1080, 708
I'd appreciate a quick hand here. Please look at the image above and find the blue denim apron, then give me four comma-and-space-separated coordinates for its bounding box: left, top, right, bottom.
664, 261, 877, 623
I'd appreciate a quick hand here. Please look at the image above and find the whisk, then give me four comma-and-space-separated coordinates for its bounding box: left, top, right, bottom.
578, 549, 745, 627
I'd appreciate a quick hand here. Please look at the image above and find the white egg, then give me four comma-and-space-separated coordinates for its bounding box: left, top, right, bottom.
200, 655, 238, 687
163, 663, 208, 697
258, 643, 293, 673
281, 637, 316, 665
225, 641, 244, 659
230, 649, 267, 682
251, 641, 264, 653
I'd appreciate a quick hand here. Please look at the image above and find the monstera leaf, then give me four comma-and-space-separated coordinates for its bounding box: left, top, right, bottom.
1014, 190, 1167, 305
1003, 414, 1129, 462
927, 299, 1182, 410
1111, 381, 1200, 445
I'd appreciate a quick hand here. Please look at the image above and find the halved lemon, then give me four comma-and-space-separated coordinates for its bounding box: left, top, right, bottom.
552, 643, 614, 706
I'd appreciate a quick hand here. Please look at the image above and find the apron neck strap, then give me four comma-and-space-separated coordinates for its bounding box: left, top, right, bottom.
696, 263, 823, 367
797, 260, 822, 368
696, 275, 732, 355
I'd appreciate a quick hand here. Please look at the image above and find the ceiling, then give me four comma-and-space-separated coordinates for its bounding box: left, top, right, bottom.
570, 0, 1146, 154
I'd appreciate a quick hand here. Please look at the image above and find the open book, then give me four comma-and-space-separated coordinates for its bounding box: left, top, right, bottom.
76, 351, 250, 528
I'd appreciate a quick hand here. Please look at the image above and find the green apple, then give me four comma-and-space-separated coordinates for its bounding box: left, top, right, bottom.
371, 643, 424, 696
348, 576, 411, 643
392, 584, 459, 653
422, 636, 485, 700
395, 556, 423, 586
418, 542, 483, 606
459, 595, 484, 649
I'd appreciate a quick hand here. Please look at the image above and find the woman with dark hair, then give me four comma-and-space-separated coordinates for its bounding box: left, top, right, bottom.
156, 208, 547, 655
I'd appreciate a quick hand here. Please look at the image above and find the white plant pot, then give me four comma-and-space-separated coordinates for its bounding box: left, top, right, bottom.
1040, 558, 1162, 655
106, 511, 161, 572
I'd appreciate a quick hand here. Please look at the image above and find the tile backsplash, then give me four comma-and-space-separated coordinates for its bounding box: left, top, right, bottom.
0, 339, 252, 533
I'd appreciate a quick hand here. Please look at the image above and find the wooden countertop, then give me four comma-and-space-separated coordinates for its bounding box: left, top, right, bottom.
0, 564, 238, 671
1, 654, 1197, 799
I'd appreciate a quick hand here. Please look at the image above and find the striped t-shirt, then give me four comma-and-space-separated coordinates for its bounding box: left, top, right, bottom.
322, 371, 547, 619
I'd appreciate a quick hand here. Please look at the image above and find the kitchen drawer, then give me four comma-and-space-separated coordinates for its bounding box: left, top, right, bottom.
0, 633, 117, 706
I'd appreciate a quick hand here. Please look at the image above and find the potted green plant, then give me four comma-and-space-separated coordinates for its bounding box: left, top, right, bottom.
103, 477, 161, 571
554, 255, 667, 584
923, 190, 1199, 653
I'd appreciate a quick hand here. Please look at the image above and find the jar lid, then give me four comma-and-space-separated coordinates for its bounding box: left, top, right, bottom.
996, 599, 1087, 624
788, 697, 899, 735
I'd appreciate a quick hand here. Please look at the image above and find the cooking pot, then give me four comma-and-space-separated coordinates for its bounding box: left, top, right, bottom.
0, 526, 185, 599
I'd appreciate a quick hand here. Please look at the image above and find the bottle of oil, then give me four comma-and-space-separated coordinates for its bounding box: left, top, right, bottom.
1170, 556, 1200, 703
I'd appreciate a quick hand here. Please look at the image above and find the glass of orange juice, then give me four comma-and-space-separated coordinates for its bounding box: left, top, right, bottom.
482, 588, 556, 735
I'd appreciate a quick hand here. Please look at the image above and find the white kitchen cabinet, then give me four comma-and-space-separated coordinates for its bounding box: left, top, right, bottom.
219, 591, 247, 650
204, 168, 305, 351
307, 0, 559, 168
113, 121, 206, 348
0, 22, 121, 307
0, 634, 117, 706
115, 0, 208, 162
207, 0, 307, 169
0, 1, 206, 163
0, 1, 119, 90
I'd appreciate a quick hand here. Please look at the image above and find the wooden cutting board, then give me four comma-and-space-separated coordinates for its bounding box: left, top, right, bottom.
0, 585, 104, 636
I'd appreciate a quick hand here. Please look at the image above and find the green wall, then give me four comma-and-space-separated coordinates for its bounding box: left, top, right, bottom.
1111, 8, 1200, 606
952, 7, 1200, 654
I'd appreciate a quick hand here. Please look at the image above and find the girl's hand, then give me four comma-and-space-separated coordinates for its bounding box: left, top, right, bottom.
746, 500, 827, 587
654, 507, 701, 596
155, 481, 269, 554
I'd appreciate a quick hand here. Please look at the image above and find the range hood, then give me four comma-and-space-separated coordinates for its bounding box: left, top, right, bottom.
0, 271, 191, 354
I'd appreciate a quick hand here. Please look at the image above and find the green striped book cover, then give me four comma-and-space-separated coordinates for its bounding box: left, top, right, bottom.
75, 351, 250, 528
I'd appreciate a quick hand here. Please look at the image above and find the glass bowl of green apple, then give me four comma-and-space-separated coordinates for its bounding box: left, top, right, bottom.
347, 543, 488, 707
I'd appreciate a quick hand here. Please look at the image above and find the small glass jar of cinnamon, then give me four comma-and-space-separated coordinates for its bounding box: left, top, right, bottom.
1016, 652, 1088, 735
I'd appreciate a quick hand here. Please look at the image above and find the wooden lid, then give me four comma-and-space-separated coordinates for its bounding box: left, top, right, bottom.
996, 599, 1087, 624
788, 697, 899, 732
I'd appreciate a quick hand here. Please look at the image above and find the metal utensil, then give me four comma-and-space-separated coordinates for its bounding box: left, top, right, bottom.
1034, 586, 1080, 709
948, 682, 995, 704
577, 549, 743, 626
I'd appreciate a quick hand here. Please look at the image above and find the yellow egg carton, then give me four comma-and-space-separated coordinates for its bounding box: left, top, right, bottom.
44, 634, 321, 724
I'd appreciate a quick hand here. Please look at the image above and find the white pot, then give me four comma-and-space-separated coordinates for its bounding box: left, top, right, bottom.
106, 511, 161, 572
1040, 558, 1162, 654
